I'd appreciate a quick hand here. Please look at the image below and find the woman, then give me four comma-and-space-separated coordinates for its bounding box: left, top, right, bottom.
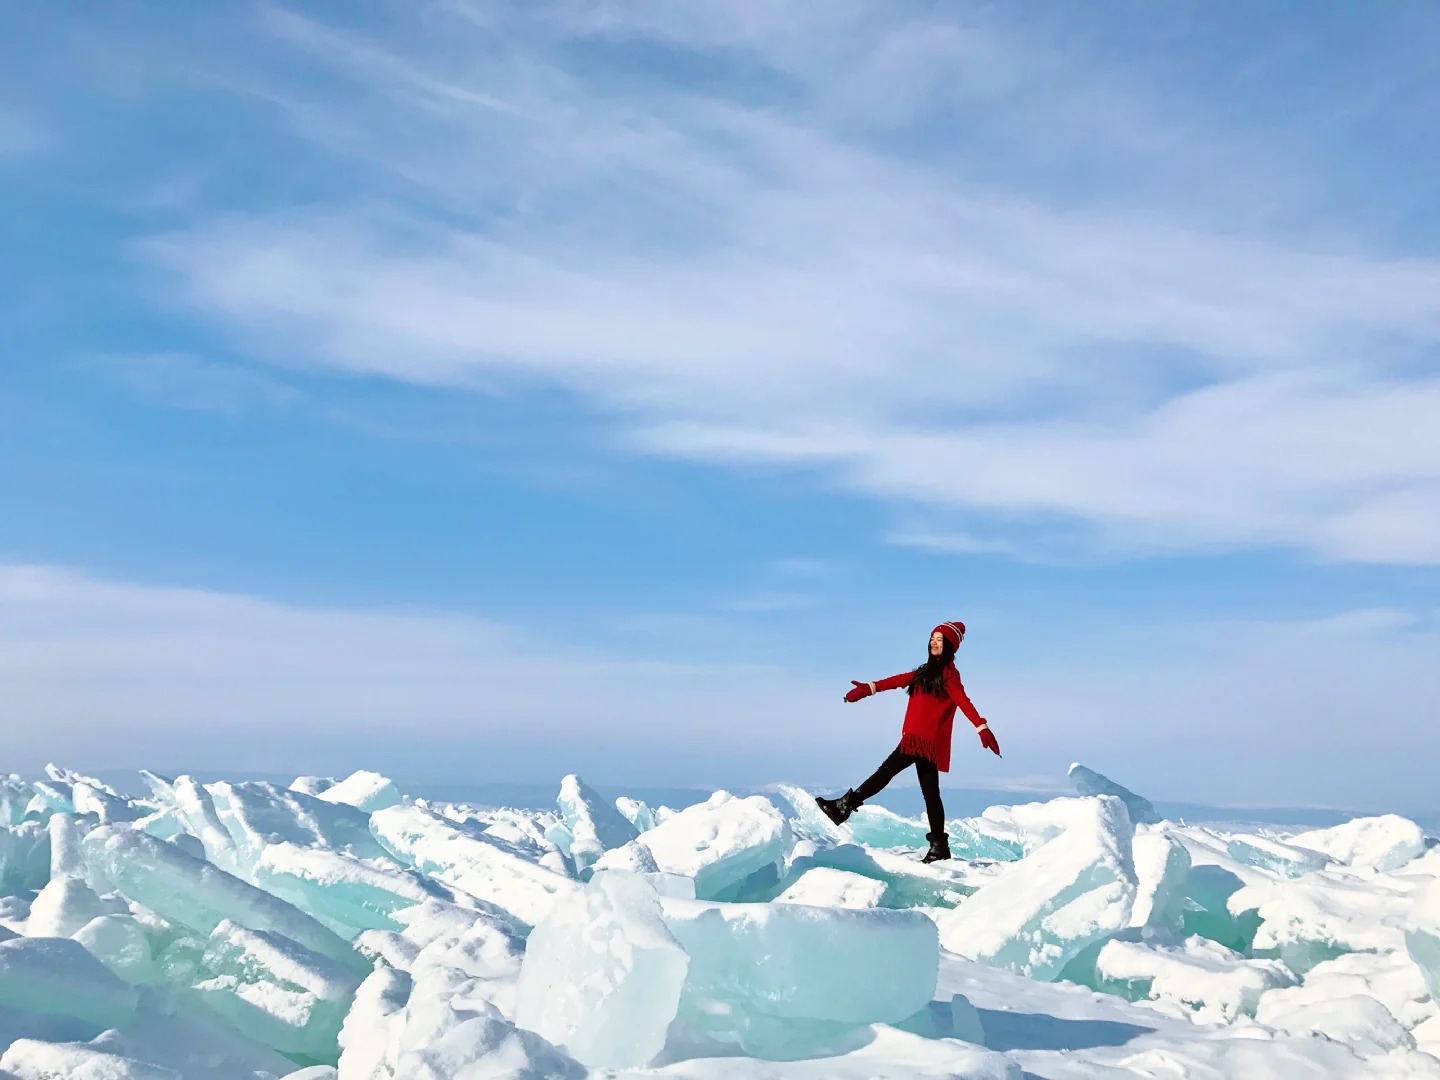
815, 620, 1000, 863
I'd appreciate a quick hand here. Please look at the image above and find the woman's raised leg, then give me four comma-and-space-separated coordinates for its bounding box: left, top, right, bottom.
853, 746, 916, 804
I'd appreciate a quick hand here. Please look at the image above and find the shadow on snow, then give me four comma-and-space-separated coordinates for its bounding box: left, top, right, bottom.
975, 1007, 1155, 1053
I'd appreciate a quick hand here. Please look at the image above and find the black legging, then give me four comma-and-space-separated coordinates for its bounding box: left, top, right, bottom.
854, 745, 946, 837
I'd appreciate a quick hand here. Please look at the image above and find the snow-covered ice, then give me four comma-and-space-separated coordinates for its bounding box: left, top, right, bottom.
0, 762, 1434, 1077
1128, 826, 1192, 931
191, 919, 363, 1059
25, 877, 120, 939
555, 774, 641, 876
73, 914, 157, 985
773, 867, 887, 909
935, 795, 1139, 979
369, 804, 577, 929
316, 771, 405, 815
0, 1039, 184, 1080
1291, 814, 1428, 873
597, 791, 791, 902
1093, 935, 1295, 1022
1256, 985, 1415, 1054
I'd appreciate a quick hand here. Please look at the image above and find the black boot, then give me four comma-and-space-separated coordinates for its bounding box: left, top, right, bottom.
921, 831, 952, 863
815, 788, 861, 826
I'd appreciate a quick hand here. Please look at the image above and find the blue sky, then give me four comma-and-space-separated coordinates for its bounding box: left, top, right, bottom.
3, 2, 1439, 810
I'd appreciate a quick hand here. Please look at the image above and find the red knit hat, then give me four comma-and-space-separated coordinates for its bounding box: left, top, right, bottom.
934, 621, 966, 650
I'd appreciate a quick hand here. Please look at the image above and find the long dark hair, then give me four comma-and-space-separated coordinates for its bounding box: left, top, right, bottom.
907, 644, 955, 698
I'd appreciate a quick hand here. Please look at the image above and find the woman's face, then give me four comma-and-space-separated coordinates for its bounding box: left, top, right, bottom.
930, 631, 945, 655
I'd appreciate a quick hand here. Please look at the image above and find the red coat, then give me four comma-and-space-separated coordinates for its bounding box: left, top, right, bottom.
870, 664, 984, 772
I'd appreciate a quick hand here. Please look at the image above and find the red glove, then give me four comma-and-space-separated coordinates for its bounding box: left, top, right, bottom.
977, 722, 1000, 756
844, 680, 874, 703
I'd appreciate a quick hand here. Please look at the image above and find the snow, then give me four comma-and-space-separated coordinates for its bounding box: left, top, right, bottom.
0, 1039, 183, 1080
0, 762, 1434, 1077
206, 780, 389, 874
617, 1025, 1021, 1079
391, 1008, 585, 1079
778, 842, 980, 909
338, 962, 583, 1079
1419, 1012, 1440, 1055
24, 878, 118, 939
1094, 935, 1295, 1022
1290, 815, 1428, 872
1294, 949, 1436, 1030
1229, 867, 1417, 958
774, 867, 887, 909
316, 772, 405, 815
336, 965, 410, 1078
1256, 987, 1415, 1053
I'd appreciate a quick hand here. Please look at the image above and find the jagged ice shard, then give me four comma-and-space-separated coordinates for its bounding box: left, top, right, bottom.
191, 919, 361, 1061
1067, 763, 1161, 826
596, 791, 791, 902
554, 774, 640, 875
79, 827, 360, 970
935, 795, 1138, 980
253, 841, 470, 939
660, 895, 940, 1058
1408, 879, 1440, 1002
369, 805, 577, 930
514, 870, 689, 1068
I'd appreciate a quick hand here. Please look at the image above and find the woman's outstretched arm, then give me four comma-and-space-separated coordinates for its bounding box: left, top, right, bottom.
844, 671, 913, 702
944, 666, 1000, 755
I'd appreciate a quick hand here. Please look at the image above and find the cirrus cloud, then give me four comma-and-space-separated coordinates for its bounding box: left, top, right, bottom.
116, 2, 1440, 564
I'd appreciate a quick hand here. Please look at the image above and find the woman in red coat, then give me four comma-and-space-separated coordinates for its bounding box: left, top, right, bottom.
815, 620, 1000, 863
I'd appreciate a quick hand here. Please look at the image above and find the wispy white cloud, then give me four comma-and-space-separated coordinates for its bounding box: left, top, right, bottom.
643, 372, 1440, 564
3, 563, 1436, 807
120, 3, 1440, 564
0, 563, 836, 783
